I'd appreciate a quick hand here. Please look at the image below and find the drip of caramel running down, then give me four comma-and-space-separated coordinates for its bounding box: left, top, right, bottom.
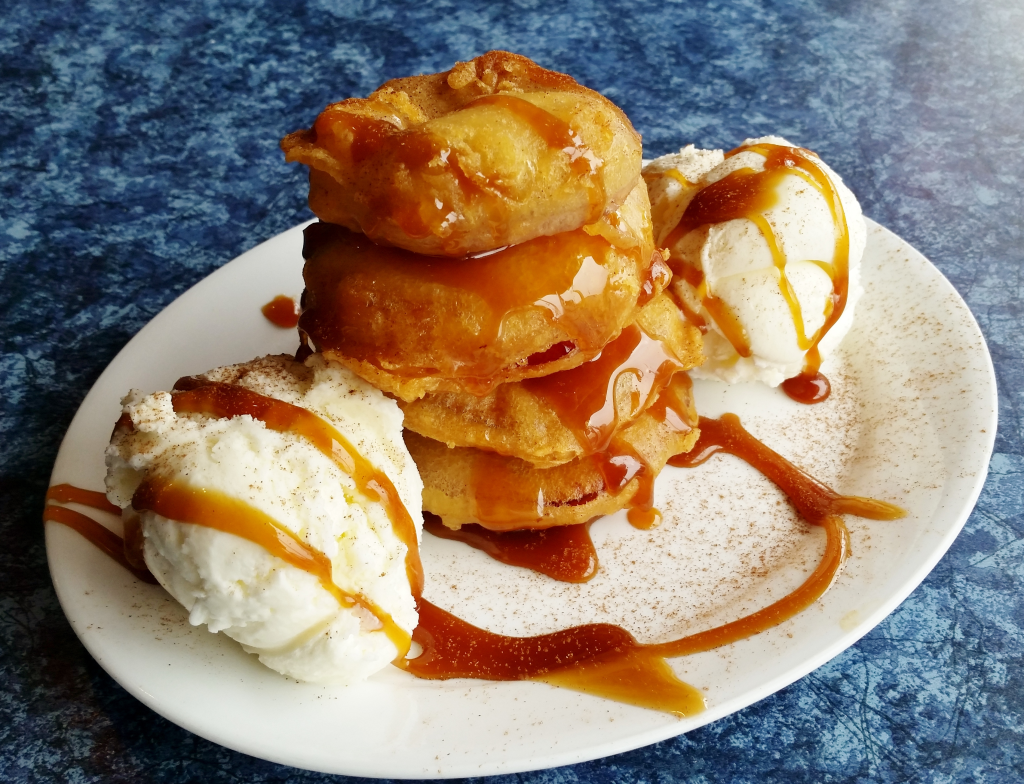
261, 295, 300, 329
622, 372, 697, 529
524, 322, 683, 454
170, 379, 423, 599
627, 506, 662, 530
780, 371, 831, 405
665, 143, 851, 404
461, 376, 696, 529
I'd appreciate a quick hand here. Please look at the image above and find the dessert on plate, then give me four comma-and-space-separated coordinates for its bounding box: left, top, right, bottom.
45, 52, 904, 712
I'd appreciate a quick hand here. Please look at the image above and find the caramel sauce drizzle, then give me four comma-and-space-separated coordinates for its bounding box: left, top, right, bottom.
779, 371, 831, 405
44, 486, 157, 584
662, 168, 694, 189
402, 412, 904, 716
313, 111, 466, 245
664, 143, 850, 402
665, 283, 708, 335
300, 222, 632, 388
626, 507, 662, 530
668, 414, 905, 524
170, 380, 423, 599
465, 377, 696, 529
46, 483, 120, 515
130, 477, 411, 656
49, 411, 905, 715
423, 513, 598, 583
523, 323, 683, 454
397, 597, 707, 716
599, 375, 699, 529
620, 372, 696, 530
261, 295, 300, 329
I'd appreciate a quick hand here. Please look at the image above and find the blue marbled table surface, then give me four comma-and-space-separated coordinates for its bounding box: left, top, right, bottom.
2, 0, 1022, 781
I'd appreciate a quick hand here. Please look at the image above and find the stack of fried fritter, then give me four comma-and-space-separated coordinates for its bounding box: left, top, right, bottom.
283, 51, 703, 530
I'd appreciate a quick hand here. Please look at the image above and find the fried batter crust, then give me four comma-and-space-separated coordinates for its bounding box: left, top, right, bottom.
400, 293, 703, 466
405, 374, 700, 530
302, 182, 656, 402
281, 51, 642, 257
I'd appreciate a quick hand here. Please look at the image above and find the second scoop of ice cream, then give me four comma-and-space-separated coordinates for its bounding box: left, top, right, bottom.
105, 354, 423, 685
643, 136, 866, 388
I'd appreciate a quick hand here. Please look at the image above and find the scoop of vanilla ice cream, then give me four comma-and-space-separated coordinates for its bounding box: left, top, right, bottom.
105, 354, 423, 684
644, 137, 866, 387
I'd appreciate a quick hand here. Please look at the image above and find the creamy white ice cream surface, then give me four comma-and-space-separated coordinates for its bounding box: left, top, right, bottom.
644, 136, 867, 387
105, 353, 423, 685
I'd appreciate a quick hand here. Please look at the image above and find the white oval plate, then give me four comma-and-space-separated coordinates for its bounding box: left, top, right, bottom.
46, 219, 996, 779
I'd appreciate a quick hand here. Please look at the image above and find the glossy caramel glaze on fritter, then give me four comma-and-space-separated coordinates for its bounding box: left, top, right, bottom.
301, 182, 656, 401
281, 51, 642, 257
405, 374, 700, 530
400, 292, 703, 467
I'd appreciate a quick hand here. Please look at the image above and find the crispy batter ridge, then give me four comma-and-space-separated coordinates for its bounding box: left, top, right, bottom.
281, 51, 642, 257
302, 183, 657, 402
405, 374, 700, 530
400, 293, 703, 466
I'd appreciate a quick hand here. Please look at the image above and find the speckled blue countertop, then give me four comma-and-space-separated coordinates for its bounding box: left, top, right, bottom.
2, 0, 1022, 781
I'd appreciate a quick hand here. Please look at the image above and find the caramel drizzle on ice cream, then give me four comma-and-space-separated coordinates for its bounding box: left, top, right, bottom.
131, 477, 412, 655
169, 380, 424, 599
48, 380, 425, 660
664, 142, 850, 403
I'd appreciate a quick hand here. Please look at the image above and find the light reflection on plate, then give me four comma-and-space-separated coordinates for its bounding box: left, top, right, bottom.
45, 219, 996, 778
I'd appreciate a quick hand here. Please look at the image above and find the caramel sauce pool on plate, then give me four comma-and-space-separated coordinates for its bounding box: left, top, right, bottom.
261, 295, 300, 329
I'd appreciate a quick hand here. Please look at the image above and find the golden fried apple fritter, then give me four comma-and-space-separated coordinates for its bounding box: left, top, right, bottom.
400, 292, 703, 467
301, 182, 657, 402
405, 374, 700, 530
281, 51, 642, 257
